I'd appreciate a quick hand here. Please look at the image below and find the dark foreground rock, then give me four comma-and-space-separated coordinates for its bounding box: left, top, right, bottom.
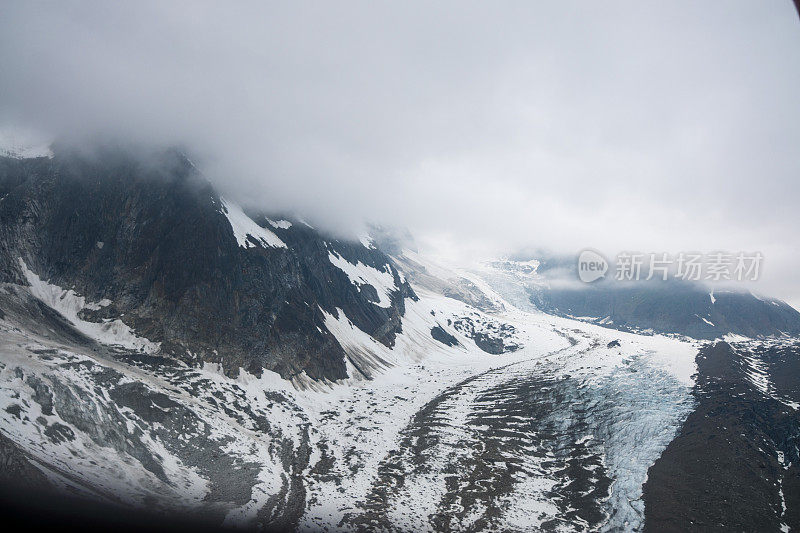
643, 341, 800, 531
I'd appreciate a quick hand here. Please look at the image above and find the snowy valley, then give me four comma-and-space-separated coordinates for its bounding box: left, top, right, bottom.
0, 149, 799, 532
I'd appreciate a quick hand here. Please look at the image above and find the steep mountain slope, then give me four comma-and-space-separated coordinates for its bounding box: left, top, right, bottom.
1, 147, 799, 532
0, 148, 413, 381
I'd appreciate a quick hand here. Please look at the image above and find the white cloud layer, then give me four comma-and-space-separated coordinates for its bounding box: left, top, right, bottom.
1, 1, 799, 303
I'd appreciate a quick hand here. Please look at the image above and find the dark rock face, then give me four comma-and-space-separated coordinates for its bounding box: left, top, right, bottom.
643, 341, 800, 531
0, 432, 51, 492
430, 325, 459, 347
0, 148, 414, 381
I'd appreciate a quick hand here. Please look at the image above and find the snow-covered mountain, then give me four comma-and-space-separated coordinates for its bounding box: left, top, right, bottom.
0, 147, 414, 382
431, 252, 800, 340
1, 147, 799, 531
530, 257, 800, 339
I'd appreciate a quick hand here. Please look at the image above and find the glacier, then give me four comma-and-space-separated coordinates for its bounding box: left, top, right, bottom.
0, 249, 700, 531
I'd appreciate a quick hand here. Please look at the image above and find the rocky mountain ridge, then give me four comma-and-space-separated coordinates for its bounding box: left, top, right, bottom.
0, 147, 414, 382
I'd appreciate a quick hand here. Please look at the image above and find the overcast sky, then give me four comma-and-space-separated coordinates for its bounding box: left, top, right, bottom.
2, 1, 799, 303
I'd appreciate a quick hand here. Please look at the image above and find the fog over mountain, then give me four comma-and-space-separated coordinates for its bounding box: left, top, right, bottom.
1, 1, 799, 305
5, 4, 800, 531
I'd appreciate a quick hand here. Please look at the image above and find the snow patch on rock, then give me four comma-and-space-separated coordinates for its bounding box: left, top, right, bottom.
220, 198, 287, 249
266, 218, 292, 229
358, 233, 376, 249
0, 127, 53, 159
328, 251, 396, 308
19, 259, 160, 353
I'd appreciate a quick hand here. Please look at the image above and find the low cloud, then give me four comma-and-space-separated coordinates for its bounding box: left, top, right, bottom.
1, 1, 799, 303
